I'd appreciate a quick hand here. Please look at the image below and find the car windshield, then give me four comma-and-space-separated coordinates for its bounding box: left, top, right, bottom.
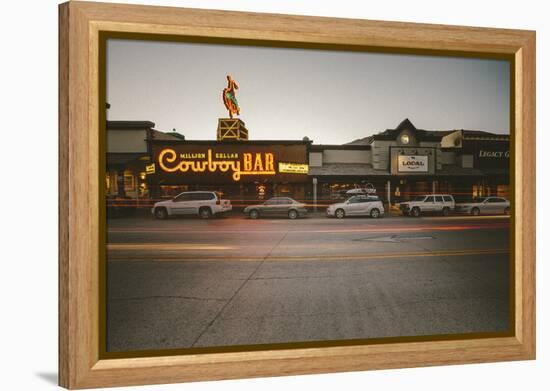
412, 196, 426, 201
474, 197, 487, 203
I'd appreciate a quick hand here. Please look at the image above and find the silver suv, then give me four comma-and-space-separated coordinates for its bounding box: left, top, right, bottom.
152, 191, 232, 219
399, 194, 455, 217
326, 195, 384, 219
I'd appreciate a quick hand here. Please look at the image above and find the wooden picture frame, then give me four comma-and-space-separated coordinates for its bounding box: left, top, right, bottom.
59, 1, 536, 389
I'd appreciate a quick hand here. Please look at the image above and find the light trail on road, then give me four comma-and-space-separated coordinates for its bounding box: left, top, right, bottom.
108, 223, 509, 235
107, 243, 235, 250
107, 247, 509, 261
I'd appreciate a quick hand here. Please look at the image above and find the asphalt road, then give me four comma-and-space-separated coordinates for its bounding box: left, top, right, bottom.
106, 214, 511, 352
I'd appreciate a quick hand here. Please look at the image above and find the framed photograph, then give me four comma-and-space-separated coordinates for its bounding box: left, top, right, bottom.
59, 1, 536, 389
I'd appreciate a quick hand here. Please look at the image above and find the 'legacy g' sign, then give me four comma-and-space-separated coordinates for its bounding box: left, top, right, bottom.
398, 155, 428, 172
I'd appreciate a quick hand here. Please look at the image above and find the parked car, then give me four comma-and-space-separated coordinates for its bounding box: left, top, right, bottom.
326, 195, 384, 219
152, 191, 232, 219
455, 197, 510, 216
244, 197, 307, 219
399, 194, 455, 217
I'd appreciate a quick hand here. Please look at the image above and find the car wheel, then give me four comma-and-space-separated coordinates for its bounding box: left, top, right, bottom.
442, 207, 450, 216
199, 207, 212, 219
504, 207, 510, 215
248, 209, 259, 219
411, 207, 421, 217
335, 208, 345, 219
154, 207, 168, 220
288, 209, 298, 219
471, 207, 480, 216
370, 208, 380, 218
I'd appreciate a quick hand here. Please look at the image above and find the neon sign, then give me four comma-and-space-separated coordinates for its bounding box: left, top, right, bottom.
222, 75, 240, 119
278, 162, 309, 174
145, 163, 155, 174
158, 148, 275, 181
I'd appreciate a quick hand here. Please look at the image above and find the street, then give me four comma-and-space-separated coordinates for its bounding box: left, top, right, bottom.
106, 214, 511, 352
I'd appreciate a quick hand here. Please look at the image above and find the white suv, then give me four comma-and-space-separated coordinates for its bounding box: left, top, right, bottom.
326, 195, 385, 219
152, 191, 232, 219
399, 194, 455, 217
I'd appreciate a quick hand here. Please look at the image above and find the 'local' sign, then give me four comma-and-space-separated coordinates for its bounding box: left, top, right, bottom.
398, 155, 428, 172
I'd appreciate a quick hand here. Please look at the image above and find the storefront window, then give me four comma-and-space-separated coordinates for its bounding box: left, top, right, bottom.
138, 182, 149, 198
256, 184, 267, 200
160, 185, 189, 198
472, 184, 481, 199
277, 184, 291, 196
316, 182, 382, 205
123, 171, 135, 191
497, 185, 509, 199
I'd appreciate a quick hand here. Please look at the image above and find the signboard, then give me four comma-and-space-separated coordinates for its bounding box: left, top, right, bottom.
474, 148, 510, 169
278, 162, 309, 174
397, 155, 429, 172
390, 147, 435, 175
158, 148, 275, 181
461, 139, 510, 169
151, 143, 308, 184
478, 150, 509, 159
145, 163, 156, 174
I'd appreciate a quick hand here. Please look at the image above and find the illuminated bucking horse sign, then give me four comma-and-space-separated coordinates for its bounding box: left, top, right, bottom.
222, 75, 240, 118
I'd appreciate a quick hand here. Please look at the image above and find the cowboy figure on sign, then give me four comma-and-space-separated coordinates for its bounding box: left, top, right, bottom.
222, 75, 240, 118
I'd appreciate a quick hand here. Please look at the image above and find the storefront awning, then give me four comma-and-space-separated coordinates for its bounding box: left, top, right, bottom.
480, 168, 509, 177
107, 153, 149, 167
309, 163, 388, 177
436, 165, 484, 176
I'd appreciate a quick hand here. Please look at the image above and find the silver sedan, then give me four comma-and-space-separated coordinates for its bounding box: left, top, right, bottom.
455, 197, 510, 216
244, 197, 308, 219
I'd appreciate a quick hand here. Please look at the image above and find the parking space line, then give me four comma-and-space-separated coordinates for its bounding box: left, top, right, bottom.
107, 243, 234, 251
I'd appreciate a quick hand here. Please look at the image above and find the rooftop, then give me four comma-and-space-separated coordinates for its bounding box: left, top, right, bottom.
150, 139, 312, 145
347, 118, 507, 145
107, 120, 155, 130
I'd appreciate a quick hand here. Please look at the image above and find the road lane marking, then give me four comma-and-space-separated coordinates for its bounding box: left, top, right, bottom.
422, 215, 510, 221
107, 243, 235, 251
107, 248, 509, 261
356, 235, 434, 242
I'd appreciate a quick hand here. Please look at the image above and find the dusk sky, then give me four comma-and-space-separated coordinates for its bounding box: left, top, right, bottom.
106, 39, 510, 145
